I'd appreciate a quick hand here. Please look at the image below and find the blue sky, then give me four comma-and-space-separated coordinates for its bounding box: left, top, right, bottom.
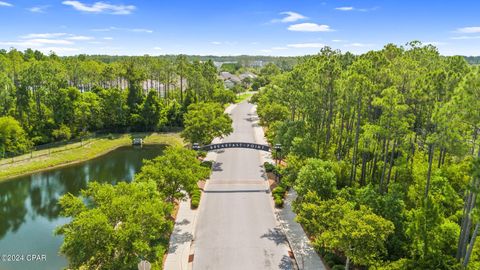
0, 0, 479, 56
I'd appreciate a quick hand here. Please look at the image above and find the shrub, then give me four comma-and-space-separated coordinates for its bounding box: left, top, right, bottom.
190, 187, 202, 209
264, 162, 275, 172
191, 198, 199, 209
201, 160, 213, 169
197, 150, 207, 158
52, 124, 72, 141
272, 186, 286, 197
274, 197, 284, 208
331, 265, 345, 270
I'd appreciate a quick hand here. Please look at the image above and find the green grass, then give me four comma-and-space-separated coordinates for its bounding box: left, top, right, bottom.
0, 132, 183, 181
235, 92, 254, 103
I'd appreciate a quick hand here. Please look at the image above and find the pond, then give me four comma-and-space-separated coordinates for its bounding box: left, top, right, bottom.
0, 145, 165, 270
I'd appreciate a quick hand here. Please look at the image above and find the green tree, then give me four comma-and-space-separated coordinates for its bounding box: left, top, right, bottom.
123, 60, 146, 115
135, 146, 210, 201
257, 103, 289, 128
321, 206, 394, 269
181, 102, 233, 144
51, 124, 72, 141
55, 180, 173, 270
140, 90, 163, 131
295, 158, 337, 200
74, 91, 103, 133
0, 116, 32, 156
99, 88, 128, 131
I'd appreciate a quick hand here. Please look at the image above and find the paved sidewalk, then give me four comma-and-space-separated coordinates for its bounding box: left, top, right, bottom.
164, 198, 196, 270
276, 190, 327, 270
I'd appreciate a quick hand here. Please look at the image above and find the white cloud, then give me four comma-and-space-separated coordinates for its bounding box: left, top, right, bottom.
272, 46, 288, 50
67, 35, 94, 41
91, 27, 116, 32
422, 41, 446, 46
336, 7, 354, 11
344, 42, 374, 47
153, 47, 162, 50
288, 43, 325, 48
0, 1, 12, 7
335, 6, 378, 12
211, 41, 222, 45
0, 39, 73, 47
288, 23, 333, 32
260, 49, 272, 53
21, 33, 67, 39
131, 28, 153, 33
28, 39, 74, 45
39, 47, 80, 53
272, 11, 307, 23
19, 33, 93, 42
91, 27, 153, 33
0, 41, 34, 47
456, 26, 480, 34
103, 37, 113, 40
62, 1, 136, 15
451, 35, 480, 40
332, 39, 346, 42
28, 6, 49, 13
0, 33, 92, 49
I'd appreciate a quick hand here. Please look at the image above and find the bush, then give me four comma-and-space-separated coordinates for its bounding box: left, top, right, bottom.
274, 197, 284, 208
191, 198, 199, 209
201, 160, 213, 169
264, 162, 276, 172
197, 150, 207, 158
272, 186, 286, 197
331, 265, 345, 270
52, 124, 72, 141
250, 93, 260, 103
190, 188, 202, 209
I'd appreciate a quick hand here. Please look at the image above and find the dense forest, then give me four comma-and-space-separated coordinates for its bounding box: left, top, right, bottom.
0, 49, 268, 157
463, 56, 480, 65
254, 41, 480, 269
77, 54, 299, 70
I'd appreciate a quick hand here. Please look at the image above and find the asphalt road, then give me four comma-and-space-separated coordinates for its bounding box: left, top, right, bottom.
193, 101, 293, 270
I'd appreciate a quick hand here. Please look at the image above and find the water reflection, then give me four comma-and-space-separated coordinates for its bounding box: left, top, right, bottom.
0, 145, 164, 270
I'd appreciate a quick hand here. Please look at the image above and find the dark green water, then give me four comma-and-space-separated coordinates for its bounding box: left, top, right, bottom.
0, 146, 164, 270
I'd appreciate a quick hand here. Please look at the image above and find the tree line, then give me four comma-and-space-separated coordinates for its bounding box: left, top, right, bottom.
0, 49, 239, 157
254, 41, 480, 269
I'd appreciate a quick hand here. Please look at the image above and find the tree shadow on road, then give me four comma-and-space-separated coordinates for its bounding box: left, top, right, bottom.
279, 255, 294, 270
260, 228, 288, 246
259, 164, 267, 179
212, 162, 223, 171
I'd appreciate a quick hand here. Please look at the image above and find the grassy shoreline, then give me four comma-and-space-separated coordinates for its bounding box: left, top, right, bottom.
0, 132, 183, 182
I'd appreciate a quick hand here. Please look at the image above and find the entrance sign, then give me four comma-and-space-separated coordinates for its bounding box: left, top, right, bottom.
201, 142, 270, 152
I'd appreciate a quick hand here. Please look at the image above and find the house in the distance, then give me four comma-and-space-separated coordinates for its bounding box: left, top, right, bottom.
219, 71, 241, 89
219, 71, 258, 89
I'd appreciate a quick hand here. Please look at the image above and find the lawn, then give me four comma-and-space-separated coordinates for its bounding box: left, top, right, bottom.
235, 92, 254, 103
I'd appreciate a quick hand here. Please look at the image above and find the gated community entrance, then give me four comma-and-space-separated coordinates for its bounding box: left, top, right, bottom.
192, 142, 283, 166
